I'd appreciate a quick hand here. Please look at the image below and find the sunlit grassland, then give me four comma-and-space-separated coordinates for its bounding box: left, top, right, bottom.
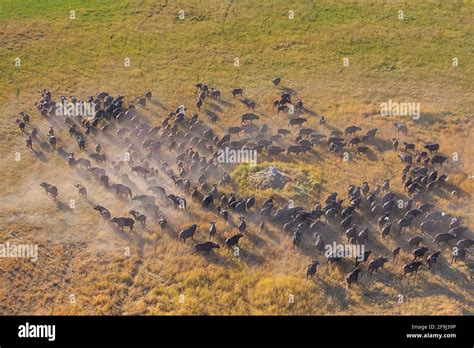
0, 0, 472, 315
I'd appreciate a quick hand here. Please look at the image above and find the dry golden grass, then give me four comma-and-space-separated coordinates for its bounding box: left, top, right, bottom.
0, 0, 472, 315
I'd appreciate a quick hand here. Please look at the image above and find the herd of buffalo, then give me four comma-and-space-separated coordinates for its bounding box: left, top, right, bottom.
15, 80, 472, 290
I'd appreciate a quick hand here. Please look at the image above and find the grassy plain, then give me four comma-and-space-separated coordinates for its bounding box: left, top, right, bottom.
0, 0, 472, 314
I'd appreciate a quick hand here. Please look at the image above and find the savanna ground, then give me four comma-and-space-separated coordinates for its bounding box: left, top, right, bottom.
0, 0, 473, 315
